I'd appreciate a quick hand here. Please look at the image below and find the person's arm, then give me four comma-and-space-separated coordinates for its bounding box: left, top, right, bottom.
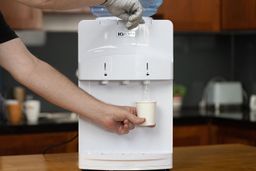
16, 0, 105, 10
0, 38, 144, 134
16, 0, 143, 30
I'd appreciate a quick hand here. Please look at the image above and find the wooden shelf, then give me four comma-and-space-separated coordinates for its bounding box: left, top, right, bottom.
157, 0, 256, 32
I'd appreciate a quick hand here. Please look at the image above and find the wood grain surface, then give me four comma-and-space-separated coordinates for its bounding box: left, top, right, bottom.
0, 144, 256, 171
158, 0, 221, 32
0, 131, 78, 156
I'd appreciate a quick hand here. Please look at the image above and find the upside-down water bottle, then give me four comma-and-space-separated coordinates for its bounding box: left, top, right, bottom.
90, 0, 163, 17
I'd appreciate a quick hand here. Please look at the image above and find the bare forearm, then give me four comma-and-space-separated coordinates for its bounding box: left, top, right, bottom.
16, 0, 105, 10
19, 59, 106, 118
0, 39, 107, 120
0, 39, 144, 134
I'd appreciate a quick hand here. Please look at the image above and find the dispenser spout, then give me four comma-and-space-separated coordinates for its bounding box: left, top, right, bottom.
121, 80, 130, 85
143, 80, 150, 85
101, 80, 109, 85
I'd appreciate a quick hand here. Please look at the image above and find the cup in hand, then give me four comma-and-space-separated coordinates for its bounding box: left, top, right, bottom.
24, 100, 40, 124
5, 100, 22, 125
136, 101, 156, 127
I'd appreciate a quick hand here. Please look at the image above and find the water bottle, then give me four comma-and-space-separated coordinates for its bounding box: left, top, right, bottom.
90, 0, 163, 17
140, 0, 163, 16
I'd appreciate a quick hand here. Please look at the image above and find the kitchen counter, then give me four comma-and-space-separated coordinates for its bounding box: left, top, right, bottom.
0, 110, 256, 135
0, 111, 256, 155
174, 144, 256, 171
174, 109, 256, 128
1, 144, 255, 171
0, 113, 78, 134
172, 110, 256, 147
0, 113, 78, 156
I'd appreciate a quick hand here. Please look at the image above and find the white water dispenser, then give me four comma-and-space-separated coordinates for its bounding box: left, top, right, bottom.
78, 17, 173, 170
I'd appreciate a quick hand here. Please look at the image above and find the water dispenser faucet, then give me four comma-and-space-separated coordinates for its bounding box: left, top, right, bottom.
101, 80, 109, 85
143, 80, 150, 85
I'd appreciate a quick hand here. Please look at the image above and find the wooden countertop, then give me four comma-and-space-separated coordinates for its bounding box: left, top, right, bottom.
1, 144, 256, 171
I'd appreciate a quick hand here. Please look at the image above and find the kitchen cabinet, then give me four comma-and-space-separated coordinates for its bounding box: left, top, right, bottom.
212, 125, 256, 146
0, 131, 78, 155
173, 117, 256, 147
157, 0, 256, 32
1, 115, 256, 156
222, 0, 256, 30
173, 124, 210, 146
157, 0, 221, 32
0, 0, 42, 30
173, 123, 256, 147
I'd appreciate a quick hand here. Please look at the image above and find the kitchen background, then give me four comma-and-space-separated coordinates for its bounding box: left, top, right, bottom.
1, 0, 256, 156
1, 0, 256, 112
2, 33, 256, 111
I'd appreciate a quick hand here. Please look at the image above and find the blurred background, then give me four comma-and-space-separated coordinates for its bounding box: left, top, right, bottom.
0, 0, 256, 156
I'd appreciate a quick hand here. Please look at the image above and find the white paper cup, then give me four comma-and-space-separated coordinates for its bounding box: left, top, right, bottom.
24, 100, 40, 124
136, 101, 156, 127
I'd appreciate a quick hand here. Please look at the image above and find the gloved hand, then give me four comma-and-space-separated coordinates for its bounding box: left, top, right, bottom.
102, 0, 144, 29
